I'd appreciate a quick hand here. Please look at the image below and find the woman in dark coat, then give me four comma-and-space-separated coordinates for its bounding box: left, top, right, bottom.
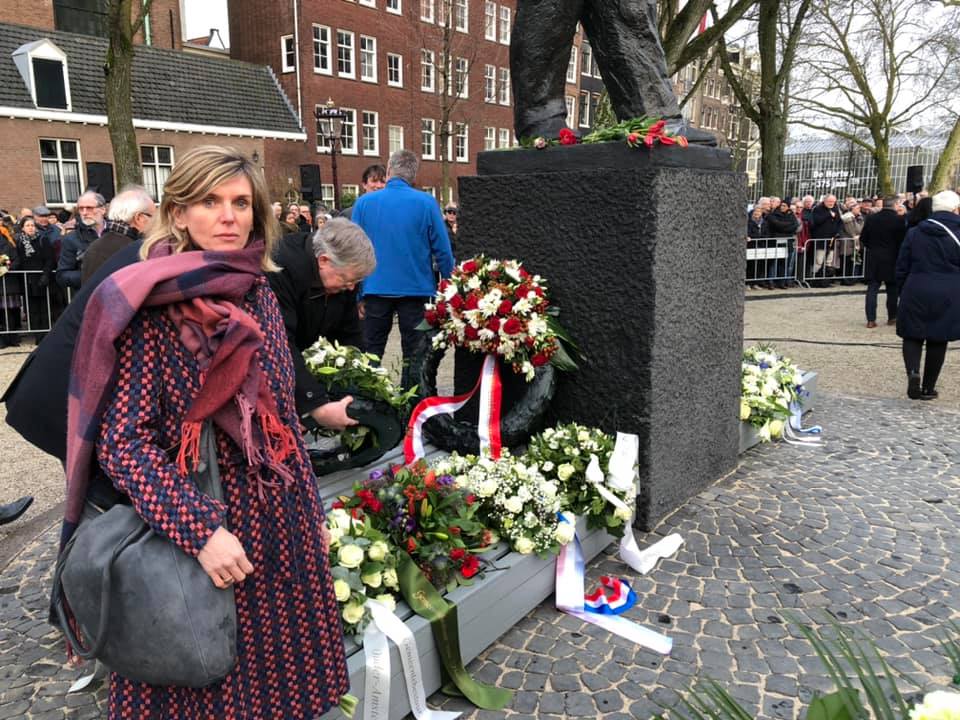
14, 216, 54, 341
0, 218, 21, 347
895, 190, 960, 400
64, 146, 350, 719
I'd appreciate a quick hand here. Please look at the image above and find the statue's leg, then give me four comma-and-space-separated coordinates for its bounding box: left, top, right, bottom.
512, 0, 584, 139
581, 0, 680, 120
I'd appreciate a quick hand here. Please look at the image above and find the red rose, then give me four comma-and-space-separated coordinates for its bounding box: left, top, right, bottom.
424, 310, 438, 326
466, 494, 476, 505
519, 267, 530, 279
448, 526, 461, 536
486, 317, 501, 332
532, 352, 549, 367
498, 299, 513, 315
449, 294, 464, 310
435, 301, 447, 317
533, 286, 544, 297
407, 537, 417, 552
503, 317, 523, 335
449, 548, 466, 561
461, 260, 478, 274
558, 128, 578, 146
464, 325, 480, 340
524, 336, 536, 348
438, 279, 450, 293
332, 499, 345, 509
460, 555, 480, 578
515, 285, 530, 301
465, 293, 480, 310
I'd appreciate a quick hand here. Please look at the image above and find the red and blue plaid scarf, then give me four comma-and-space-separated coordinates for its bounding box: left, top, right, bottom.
62, 239, 297, 545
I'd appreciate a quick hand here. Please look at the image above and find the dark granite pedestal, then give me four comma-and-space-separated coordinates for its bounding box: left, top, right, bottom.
455, 142, 746, 529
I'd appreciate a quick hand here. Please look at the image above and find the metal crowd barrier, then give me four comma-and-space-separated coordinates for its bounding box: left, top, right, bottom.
746, 236, 866, 289
0, 270, 72, 339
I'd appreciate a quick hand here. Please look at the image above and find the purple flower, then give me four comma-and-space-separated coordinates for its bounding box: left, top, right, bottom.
369, 469, 385, 481
436, 474, 455, 487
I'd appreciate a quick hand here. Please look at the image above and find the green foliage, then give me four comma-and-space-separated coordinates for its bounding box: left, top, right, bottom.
593, 89, 618, 131
340, 190, 357, 209
940, 620, 960, 685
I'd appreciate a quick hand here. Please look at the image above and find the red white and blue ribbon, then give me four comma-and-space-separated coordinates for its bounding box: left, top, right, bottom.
584, 576, 637, 616
403, 354, 502, 464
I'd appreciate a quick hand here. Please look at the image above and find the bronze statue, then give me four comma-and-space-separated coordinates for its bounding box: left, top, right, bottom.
511, 0, 716, 145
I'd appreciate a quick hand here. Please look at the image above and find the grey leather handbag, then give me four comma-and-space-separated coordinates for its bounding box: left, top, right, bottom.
51, 422, 237, 688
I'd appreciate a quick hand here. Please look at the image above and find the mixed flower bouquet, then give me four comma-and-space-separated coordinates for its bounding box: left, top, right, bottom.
325, 507, 400, 636
525, 424, 634, 537
422, 256, 577, 381
740, 345, 804, 442
432, 451, 573, 557
334, 461, 494, 593
521, 117, 689, 151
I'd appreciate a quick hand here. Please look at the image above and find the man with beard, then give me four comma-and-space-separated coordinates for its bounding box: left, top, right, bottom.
56, 191, 105, 290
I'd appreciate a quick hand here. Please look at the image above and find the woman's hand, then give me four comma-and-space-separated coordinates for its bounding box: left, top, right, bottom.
198, 526, 254, 589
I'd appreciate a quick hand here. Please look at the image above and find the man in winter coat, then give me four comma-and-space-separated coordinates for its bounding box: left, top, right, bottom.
80, 186, 155, 285
766, 199, 800, 288
56, 191, 105, 289
860, 196, 906, 328
838, 199, 865, 285
808, 195, 843, 286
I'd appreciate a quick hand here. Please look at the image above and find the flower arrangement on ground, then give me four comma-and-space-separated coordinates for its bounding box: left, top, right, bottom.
740, 344, 804, 442
0, 254, 9, 278
303, 338, 417, 452
521, 117, 688, 151
421, 256, 577, 380
334, 461, 493, 592
432, 450, 573, 557
325, 506, 399, 636
525, 423, 633, 537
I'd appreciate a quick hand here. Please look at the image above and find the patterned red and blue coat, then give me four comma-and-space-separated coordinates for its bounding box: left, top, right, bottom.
96, 276, 350, 720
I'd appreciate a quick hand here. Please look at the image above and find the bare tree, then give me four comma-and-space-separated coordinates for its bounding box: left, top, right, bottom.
106, 0, 153, 189
791, 0, 957, 194
714, 0, 811, 195
930, 116, 960, 192
657, 0, 759, 76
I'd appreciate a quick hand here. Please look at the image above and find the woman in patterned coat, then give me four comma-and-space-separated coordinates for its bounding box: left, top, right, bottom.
67, 146, 351, 718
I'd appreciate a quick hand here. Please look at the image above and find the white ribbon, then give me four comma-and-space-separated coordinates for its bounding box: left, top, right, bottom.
363, 600, 461, 720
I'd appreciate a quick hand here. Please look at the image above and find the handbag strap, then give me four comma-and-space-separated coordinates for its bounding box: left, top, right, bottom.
927, 219, 960, 249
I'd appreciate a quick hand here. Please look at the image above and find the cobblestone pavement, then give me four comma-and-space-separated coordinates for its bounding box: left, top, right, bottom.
1, 393, 958, 718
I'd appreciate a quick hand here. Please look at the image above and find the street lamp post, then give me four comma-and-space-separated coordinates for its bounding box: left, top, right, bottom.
314, 98, 347, 210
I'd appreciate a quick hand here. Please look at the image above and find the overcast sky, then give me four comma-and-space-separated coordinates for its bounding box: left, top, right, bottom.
182, 0, 229, 45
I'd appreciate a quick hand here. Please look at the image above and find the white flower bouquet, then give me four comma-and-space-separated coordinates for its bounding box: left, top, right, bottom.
740, 345, 804, 442
326, 507, 400, 636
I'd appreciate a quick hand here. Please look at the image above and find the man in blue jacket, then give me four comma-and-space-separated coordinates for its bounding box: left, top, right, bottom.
352, 149, 454, 389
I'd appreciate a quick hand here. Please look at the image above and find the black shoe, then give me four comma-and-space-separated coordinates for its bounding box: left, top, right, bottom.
663, 118, 718, 146
907, 371, 922, 399
920, 388, 938, 401
0, 496, 33, 525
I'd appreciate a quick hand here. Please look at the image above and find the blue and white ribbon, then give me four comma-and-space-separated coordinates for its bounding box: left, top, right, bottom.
785, 399, 822, 445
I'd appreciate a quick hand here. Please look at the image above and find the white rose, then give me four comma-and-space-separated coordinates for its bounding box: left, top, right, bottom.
335, 356, 346, 368
503, 496, 524, 514
516, 485, 532, 502
342, 602, 366, 625
539, 480, 557, 499
769, 419, 784, 438
373, 594, 397, 613
514, 536, 535, 554
540, 460, 555, 473
557, 463, 576, 481
338, 544, 365, 569
361, 570, 383, 588
327, 524, 344, 546
382, 568, 399, 589
477, 479, 498, 497
554, 522, 576, 545
334, 579, 351, 602
367, 541, 389, 562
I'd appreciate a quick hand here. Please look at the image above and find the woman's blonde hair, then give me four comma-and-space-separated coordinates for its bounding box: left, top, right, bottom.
140, 145, 279, 271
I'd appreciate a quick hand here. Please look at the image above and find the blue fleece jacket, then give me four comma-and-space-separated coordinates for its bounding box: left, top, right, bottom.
353, 177, 454, 297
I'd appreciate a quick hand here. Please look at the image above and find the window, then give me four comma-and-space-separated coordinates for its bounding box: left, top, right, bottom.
281, 35, 295, 72
498, 128, 510, 148
422, 186, 436, 198
387, 53, 403, 87
362, 111, 379, 155
498, 67, 510, 105
590, 52, 599, 78
498, 6, 510, 44
337, 30, 355, 78
565, 95, 575, 127
421, 0, 435, 22
340, 108, 358, 153
313, 25, 331, 74
421, 49, 435, 92
455, 57, 469, 98
422, 118, 436, 159
455, 123, 469, 162
484, 127, 496, 151
39, 138, 81, 205
578, 91, 590, 127
140, 145, 173, 202
321, 184, 335, 208
454, 0, 468, 31
386, 0, 401, 13
316, 111, 333, 153
566, 47, 577, 83
389, 125, 405, 154
360, 35, 377, 82
484, 1, 496, 40
359, 0, 375, 6
581, 42, 592, 77
484, 64, 496, 103
14, 39, 72, 111
437, 0, 449, 27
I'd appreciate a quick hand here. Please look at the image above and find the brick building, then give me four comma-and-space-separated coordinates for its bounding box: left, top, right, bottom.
0, 21, 304, 211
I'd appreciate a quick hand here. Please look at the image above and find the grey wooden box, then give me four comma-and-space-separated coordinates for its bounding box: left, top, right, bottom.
316, 445, 612, 720
739, 370, 819, 454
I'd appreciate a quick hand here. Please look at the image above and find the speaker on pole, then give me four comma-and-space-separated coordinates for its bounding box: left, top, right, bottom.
905, 165, 924, 194
85, 162, 115, 203
299, 164, 322, 203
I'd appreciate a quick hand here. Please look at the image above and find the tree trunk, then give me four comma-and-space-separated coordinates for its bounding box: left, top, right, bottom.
874, 143, 894, 195
930, 116, 960, 192
106, 0, 145, 190
758, 110, 787, 197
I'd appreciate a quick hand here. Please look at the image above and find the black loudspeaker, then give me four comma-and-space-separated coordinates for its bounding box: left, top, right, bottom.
906, 165, 924, 193
85, 162, 115, 203
299, 164, 322, 202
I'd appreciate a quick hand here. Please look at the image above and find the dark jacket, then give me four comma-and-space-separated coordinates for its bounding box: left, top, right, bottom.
895, 211, 960, 342
746, 215, 768, 239
767, 209, 799, 237
860, 208, 906, 283
809, 203, 843, 239
267, 232, 363, 417
1, 242, 142, 461
56, 223, 100, 289
14, 231, 53, 293
80, 222, 141, 285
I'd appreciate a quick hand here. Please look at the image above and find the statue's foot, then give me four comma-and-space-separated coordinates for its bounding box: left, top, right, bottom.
664, 118, 718, 146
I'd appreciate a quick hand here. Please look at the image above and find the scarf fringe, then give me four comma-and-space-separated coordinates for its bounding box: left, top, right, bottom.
176, 421, 203, 475
261, 411, 298, 472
